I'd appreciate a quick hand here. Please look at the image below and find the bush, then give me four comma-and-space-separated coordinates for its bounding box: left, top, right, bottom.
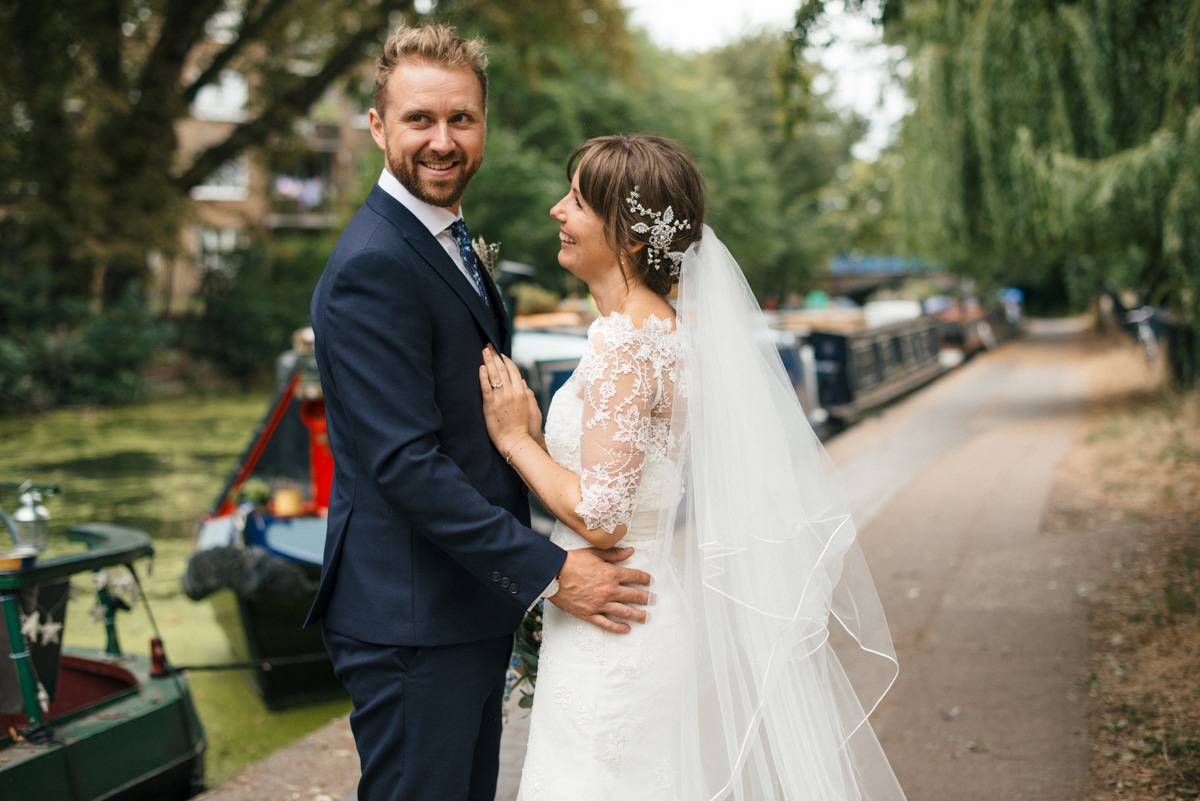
178, 235, 332, 385
0, 232, 333, 409
57, 287, 175, 404
0, 267, 173, 411
1163, 320, 1198, 389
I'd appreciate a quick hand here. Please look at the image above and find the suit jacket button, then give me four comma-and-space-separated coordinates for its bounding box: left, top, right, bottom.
491, 571, 501, 582
509, 583, 520, 594
500, 577, 510, 588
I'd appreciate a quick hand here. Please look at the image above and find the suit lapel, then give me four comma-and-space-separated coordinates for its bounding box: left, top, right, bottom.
365, 186, 504, 348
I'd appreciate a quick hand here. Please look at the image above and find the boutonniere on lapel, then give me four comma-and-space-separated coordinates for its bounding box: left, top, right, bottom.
472, 236, 501, 281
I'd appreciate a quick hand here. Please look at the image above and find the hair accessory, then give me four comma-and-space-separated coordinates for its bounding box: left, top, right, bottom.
625, 186, 691, 275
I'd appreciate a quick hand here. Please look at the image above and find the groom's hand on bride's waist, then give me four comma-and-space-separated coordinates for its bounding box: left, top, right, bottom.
551, 547, 655, 634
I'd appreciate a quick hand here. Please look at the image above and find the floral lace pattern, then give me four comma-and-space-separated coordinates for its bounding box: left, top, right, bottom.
517, 535, 688, 801
565, 313, 678, 533
517, 313, 687, 801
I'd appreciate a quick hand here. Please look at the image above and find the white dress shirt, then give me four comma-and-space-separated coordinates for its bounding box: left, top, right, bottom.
376, 169, 477, 288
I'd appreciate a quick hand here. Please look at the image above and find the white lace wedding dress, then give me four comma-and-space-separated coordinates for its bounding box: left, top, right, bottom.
517, 311, 688, 801
516, 229, 907, 801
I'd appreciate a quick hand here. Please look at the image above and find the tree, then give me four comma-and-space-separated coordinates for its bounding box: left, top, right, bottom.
815, 152, 903, 262
445, 1, 639, 292
0, 0, 865, 408
0, 0, 422, 304
0, 0, 634, 306
794, 0, 1199, 321
454, 23, 865, 300
699, 33, 868, 296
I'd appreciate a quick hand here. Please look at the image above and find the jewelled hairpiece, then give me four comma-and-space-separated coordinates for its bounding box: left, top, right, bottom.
625, 186, 691, 275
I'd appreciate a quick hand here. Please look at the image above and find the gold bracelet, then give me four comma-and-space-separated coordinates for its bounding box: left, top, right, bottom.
505, 447, 514, 465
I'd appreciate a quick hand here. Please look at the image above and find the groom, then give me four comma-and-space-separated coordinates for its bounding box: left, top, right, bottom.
307, 24, 653, 801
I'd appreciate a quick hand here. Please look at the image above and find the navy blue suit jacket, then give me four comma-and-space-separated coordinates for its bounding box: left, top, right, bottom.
306, 184, 565, 646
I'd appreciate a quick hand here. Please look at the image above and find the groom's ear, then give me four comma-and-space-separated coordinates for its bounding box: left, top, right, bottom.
368, 108, 387, 151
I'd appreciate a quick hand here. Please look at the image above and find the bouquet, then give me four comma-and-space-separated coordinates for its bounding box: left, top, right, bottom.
503, 599, 544, 719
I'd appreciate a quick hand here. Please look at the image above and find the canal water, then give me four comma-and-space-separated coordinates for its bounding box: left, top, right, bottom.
0, 394, 351, 788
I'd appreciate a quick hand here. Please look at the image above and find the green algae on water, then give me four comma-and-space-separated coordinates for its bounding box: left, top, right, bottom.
0, 395, 351, 787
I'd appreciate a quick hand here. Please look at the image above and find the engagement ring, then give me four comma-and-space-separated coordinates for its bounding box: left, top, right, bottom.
491, 382, 503, 389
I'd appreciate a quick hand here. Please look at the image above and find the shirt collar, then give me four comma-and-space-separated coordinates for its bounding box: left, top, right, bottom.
377, 168, 460, 236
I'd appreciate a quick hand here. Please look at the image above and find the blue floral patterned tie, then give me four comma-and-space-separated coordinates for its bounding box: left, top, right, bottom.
448, 219, 490, 307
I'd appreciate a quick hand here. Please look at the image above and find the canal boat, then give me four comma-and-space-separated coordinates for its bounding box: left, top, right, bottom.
182, 329, 339, 711
769, 304, 947, 424
182, 326, 588, 709
1, 487, 207, 801
806, 314, 945, 423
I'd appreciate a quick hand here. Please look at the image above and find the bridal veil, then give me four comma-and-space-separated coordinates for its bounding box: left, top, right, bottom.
657, 226, 907, 800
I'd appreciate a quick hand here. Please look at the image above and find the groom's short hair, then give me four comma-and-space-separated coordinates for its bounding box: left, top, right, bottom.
374, 25, 489, 117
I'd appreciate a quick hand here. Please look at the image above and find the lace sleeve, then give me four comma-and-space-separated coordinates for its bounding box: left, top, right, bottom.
575, 318, 676, 533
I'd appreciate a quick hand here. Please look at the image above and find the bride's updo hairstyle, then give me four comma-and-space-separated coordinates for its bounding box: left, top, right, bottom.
567, 134, 706, 297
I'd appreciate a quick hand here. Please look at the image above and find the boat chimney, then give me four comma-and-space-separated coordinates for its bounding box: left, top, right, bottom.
150, 637, 169, 676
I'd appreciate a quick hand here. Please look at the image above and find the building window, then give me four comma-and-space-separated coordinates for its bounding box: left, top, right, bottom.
191, 70, 248, 122
190, 156, 250, 202
197, 226, 242, 276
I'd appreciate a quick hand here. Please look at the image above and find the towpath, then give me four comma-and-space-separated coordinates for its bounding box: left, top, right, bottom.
196, 318, 1115, 801
827, 318, 1105, 800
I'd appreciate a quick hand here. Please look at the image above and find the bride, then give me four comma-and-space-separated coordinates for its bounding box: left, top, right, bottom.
480, 134, 906, 800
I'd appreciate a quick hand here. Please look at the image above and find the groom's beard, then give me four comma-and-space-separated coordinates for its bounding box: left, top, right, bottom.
387, 144, 480, 209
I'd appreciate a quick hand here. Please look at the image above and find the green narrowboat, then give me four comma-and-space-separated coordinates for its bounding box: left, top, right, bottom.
1, 485, 206, 801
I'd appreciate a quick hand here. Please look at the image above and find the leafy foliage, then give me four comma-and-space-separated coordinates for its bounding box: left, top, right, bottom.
0, 267, 172, 411
503, 599, 544, 715
0, 1, 874, 405
0, 0, 417, 306
464, 28, 867, 300
178, 234, 334, 383
880, 0, 1200, 328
